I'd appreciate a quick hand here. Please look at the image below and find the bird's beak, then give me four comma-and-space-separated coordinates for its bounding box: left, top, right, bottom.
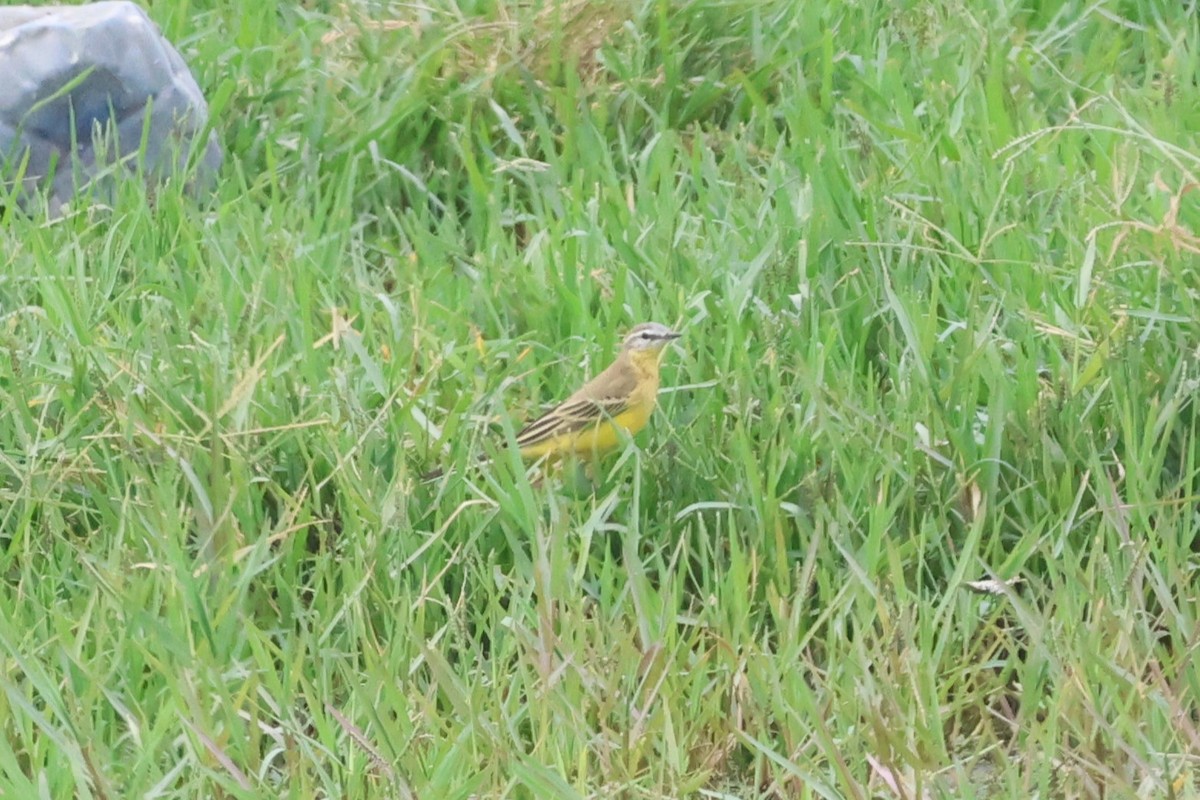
662, 330, 682, 340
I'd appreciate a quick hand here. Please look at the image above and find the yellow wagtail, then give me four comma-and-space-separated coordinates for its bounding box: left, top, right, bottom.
425, 321, 681, 479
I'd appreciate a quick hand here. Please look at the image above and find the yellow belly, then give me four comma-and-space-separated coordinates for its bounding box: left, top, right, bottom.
517, 402, 655, 461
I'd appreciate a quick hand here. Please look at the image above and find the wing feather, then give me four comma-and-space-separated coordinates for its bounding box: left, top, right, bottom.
514, 395, 630, 448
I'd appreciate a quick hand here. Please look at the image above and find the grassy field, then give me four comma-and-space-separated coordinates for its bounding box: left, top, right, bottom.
2, 0, 1199, 796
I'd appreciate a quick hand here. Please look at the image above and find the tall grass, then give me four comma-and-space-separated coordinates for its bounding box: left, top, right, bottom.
2, 0, 1199, 796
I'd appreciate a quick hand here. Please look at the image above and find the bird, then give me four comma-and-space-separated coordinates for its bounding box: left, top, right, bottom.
423, 321, 682, 480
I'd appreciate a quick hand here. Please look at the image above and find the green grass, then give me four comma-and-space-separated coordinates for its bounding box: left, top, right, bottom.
2, 0, 1200, 796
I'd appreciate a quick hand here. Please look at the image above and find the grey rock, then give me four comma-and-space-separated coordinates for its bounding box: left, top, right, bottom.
0, 1, 221, 212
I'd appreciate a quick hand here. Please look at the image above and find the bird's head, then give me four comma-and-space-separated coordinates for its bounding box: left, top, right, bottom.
621, 322, 682, 359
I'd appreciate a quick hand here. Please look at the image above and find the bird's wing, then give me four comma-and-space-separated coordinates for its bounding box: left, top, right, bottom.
514, 367, 638, 449
514, 395, 631, 449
